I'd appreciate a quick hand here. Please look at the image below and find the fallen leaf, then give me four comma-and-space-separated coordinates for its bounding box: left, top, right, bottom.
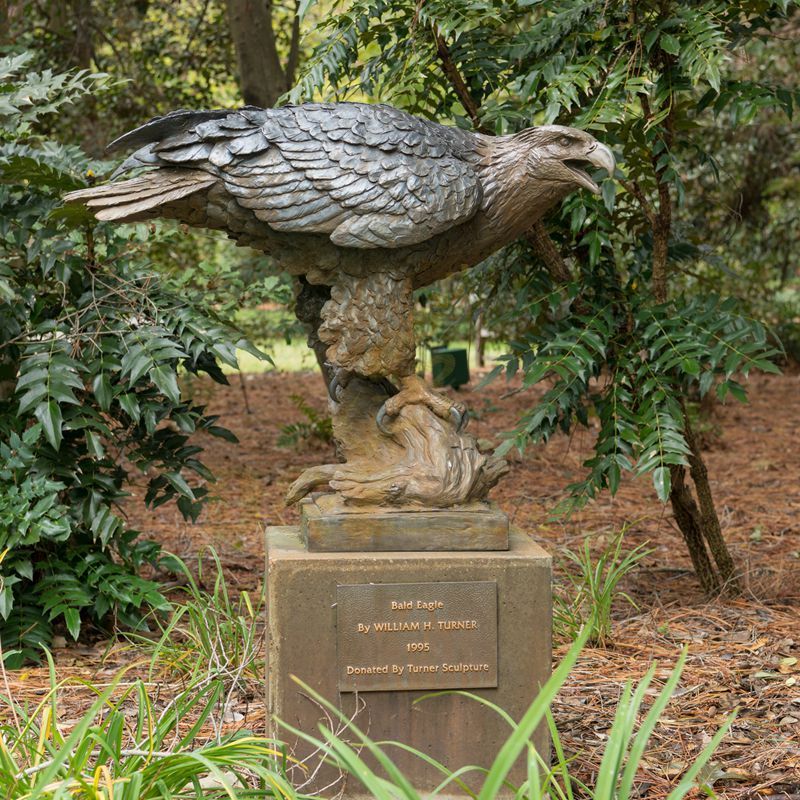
664, 760, 689, 777
695, 760, 724, 788
778, 656, 798, 674
716, 768, 752, 782
725, 630, 754, 644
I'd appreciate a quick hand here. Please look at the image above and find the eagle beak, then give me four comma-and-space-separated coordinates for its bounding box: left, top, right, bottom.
587, 142, 616, 179
562, 141, 616, 195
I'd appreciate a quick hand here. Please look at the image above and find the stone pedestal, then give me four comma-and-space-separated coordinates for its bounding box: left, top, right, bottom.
300, 495, 509, 552
266, 526, 552, 796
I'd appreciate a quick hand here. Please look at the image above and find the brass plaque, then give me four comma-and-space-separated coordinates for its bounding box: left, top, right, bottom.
337, 581, 498, 692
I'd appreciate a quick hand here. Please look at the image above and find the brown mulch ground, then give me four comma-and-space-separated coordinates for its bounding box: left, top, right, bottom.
5, 368, 799, 798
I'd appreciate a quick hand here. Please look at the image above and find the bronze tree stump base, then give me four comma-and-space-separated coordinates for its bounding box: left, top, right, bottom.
286, 377, 509, 508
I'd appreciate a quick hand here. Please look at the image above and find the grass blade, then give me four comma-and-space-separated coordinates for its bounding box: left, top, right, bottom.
477, 624, 591, 800
618, 647, 687, 797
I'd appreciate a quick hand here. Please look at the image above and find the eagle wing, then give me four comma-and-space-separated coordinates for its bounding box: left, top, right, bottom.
98, 103, 483, 249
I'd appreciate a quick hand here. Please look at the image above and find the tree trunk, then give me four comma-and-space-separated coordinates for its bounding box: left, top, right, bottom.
71, 0, 94, 70
651, 196, 670, 302
0, 2, 8, 41
669, 464, 719, 594
285, 2, 301, 87
225, 0, 290, 107
0, 372, 16, 402
0, 336, 18, 402
682, 411, 741, 592
643, 109, 739, 595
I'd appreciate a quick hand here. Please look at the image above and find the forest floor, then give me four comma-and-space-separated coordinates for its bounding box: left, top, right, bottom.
5, 368, 800, 798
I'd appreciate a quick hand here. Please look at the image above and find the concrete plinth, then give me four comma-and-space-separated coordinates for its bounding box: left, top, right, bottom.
300, 495, 510, 552
266, 526, 552, 796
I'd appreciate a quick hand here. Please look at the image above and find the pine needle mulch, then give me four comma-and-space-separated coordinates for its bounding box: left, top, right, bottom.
3, 367, 798, 798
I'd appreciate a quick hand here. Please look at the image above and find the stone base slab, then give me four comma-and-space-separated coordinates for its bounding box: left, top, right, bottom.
266, 525, 551, 796
300, 494, 509, 552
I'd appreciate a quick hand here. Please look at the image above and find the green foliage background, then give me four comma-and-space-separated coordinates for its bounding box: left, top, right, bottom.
0, 53, 267, 665
292, 0, 795, 509
1, 0, 799, 655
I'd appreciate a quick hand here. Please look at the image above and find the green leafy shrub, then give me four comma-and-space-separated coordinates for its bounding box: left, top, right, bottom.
277, 393, 333, 448
0, 53, 264, 665
291, 0, 794, 595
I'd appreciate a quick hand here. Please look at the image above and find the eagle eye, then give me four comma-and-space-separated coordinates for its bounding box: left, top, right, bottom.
557, 135, 574, 147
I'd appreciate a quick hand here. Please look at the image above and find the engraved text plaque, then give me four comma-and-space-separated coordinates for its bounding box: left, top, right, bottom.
337, 581, 498, 692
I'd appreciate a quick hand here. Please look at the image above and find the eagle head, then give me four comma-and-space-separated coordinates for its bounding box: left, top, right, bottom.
516, 125, 616, 195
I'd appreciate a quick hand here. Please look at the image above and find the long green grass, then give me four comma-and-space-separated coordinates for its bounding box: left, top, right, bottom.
555, 528, 652, 646
0, 652, 295, 800
124, 548, 264, 704
279, 629, 732, 800
1, 624, 733, 799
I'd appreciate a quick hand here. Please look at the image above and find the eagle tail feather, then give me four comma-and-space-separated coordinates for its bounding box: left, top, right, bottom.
63, 169, 215, 223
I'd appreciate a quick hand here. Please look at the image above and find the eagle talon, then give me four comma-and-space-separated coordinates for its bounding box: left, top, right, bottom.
328, 368, 353, 402
451, 406, 468, 432
376, 399, 467, 436
376, 403, 392, 435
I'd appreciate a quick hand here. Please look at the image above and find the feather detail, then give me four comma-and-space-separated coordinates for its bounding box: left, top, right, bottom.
64, 170, 215, 222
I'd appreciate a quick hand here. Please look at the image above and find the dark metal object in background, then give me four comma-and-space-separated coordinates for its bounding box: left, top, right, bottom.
431, 345, 470, 389
65, 102, 614, 510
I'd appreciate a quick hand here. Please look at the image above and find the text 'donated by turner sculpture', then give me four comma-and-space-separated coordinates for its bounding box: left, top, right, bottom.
66, 102, 614, 509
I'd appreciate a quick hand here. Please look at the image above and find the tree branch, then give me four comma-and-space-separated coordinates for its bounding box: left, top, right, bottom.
285, 0, 301, 89
524, 221, 572, 284
186, 0, 212, 53
641, 93, 671, 303
433, 28, 572, 283
620, 178, 656, 226
432, 27, 487, 133
431, 25, 572, 283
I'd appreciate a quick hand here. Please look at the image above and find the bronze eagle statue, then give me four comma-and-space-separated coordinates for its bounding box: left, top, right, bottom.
65, 102, 614, 509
